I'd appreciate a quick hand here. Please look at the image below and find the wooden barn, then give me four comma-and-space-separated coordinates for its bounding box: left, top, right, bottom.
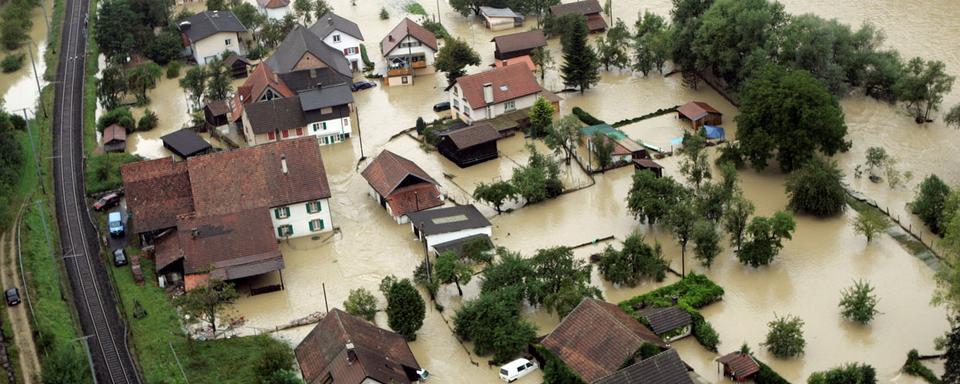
224, 54, 253, 78
437, 123, 500, 167
102, 124, 127, 153
677, 101, 722, 130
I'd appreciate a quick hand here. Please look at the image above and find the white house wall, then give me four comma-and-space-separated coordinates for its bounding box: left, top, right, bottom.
421, 227, 493, 249
192, 31, 245, 65
322, 31, 363, 70
450, 88, 539, 124
259, 6, 291, 20
270, 199, 333, 239
385, 36, 436, 66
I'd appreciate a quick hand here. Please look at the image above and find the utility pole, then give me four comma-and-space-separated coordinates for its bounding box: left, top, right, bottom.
435, 0, 441, 25
322, 282, 329, 313
354, 104, 364, 160
74, 335, 98, 384
26, 42, 47, 118
20, 109, 45, 194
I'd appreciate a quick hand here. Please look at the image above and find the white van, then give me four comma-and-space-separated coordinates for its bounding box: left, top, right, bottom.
499, 358, 537, 382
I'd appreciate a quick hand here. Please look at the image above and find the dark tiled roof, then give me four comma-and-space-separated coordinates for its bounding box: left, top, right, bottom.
634, 158, 663, 169
381, 18, 438, 54
224, 54, 252, 68
279, 68, 352, 93
205, 100, 230, 116
492, 30, 547, 55
309, 12, 364, 41
406, 205, 491, 236
188, 137, 331, 216
183, 11, 247, 43
595, 349, 693, 384
456, 64, 541, 109
440, 122, 500, 149
121, 159, 195, 233
586, 14, 607, 31
258, 0, 290, 8
161, 129, 212, 158
716, 351, 760, 379
550, 0, 602, 16
636, 306, 693, 336
361, 150, 437, 198
264, 26, 352, 76
542, 298, 666, 383
299, 83, 354, 111
677, 101, 721, 121
244, 96, 306, 134
296, 309, 421, 384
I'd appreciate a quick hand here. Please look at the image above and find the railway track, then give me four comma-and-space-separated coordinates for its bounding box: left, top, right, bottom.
51, 0, 141, 382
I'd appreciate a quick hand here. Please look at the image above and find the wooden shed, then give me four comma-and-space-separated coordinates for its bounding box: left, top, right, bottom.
224, 54, 253, 78
716, 351, 760, 382
633, 158, 663, 178
203, 100, 230, 128
677, 101, 722, 130
102, 124, 127, 153
437, 123, 500, 167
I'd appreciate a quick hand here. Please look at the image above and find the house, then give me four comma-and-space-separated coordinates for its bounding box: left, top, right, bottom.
120, 159, 195, 236
310, 12, 365, 72
102, 123, 126, 153
479, 6, 524, 31
241, 83, 355, 147
161, 129, 213, 158
277, 67, 352, 93
204, 100, 230, 128
264, 26, 353, 77
633, 158, 664, 178
549, 0, 607, 32
493, 55, 536, 72
541, 298, 666, 383
257, 0, 292, 20
406, 205, 492, 249
223, 54, 253, 78
361, 150, 444, 224
436, 122, 500, 167
381, 18, 438, 86
635, 306, 693, 342
296, 309, 425, 384
229, 63, 296, 123
595, 349, 694, 384
677, 101, 722, 130
716, 351, 760, 382
450, 63, 542, 125
180, 10, 249, 65
492, 30, 546, 60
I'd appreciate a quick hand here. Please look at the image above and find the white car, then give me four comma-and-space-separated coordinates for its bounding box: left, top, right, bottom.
499, 358, 537, 382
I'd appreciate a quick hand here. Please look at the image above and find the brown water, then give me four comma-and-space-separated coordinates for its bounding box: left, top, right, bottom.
0, 0, 53, 113
151, 0, 960, 382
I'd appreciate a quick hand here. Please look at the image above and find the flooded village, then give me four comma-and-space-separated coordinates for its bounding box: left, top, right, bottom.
5, 0, 960, 383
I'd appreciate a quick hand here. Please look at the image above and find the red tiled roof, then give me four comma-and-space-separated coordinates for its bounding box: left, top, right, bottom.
121, 159, 195, 233
586, 14, 608, 31
381, 18, 438, 55
102, 124, 126, 143
456, 63, 541, 109
188, 137, 331, 216
173, 210, 283, 277
677, 101, 721, 121
716, 351, 760, 379
542, 298, 666, 383
386, 183, 444, 217
361, 150, 438, 198
296, 309, 421, 384
258, 0, 290, 8
231, 63, 295, 122
493, 55, 536, 72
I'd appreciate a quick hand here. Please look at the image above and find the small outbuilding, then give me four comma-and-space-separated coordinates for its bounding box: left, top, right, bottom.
436, 122, 500, 167
677, 101, 722, 130
203, 100, 230, 128
595, 349, 694, 384
635, 306, 693, 342
549, 0, 607, 32
633, 158, 664, 178
407, 205, 492, 249
479, 6, 524, 31
361, 150, 444, 223
224, 54, 253, 78
493, 55, 536, 72
492, 30, 547, 60
716, 351, 760, 382
161, 129, 213, 158
102, 124, 127, 153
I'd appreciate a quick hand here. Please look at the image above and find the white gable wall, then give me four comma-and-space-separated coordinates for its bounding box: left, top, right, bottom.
322, 30, 364, 71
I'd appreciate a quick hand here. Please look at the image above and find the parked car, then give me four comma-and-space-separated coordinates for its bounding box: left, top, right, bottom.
113, 248, 128, 267
108, 211, 125, 237
93, 192, 122, 211
433, 101, 451, 113
499, 358, 537, 382
5, 288, 20, 306
351, 81, 376, 92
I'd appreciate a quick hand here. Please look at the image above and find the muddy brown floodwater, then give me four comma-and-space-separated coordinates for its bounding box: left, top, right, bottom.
0, 0, 53, 112
118, 0, 960, 383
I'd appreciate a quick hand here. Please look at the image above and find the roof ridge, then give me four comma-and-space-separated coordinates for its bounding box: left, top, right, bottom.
596, 300, 650, 346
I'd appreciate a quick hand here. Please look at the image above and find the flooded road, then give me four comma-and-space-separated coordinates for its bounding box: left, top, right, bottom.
0, 0, 52, 112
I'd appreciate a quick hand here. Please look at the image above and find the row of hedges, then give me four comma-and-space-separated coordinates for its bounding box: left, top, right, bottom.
620, 274, 724, 352
754, 357, 791, 384
611, 106, 679, 128
572, 107, 605, 126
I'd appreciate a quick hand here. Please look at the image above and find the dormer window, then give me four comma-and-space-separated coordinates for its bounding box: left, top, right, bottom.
333, 34, 341, 43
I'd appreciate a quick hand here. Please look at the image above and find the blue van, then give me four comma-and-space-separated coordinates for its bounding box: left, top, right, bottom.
108, 212, 125, 237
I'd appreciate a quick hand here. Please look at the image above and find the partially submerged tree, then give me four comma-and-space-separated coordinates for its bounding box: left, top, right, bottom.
126, 62, 163, 105
560, 15, 600, 93
738, 211, 796, 267
531, 246, 601, 317
894, 57, 955, 124
453, 288, 537, 364
590, 132, 615, 171
435, 251, 473, 296
678, 133, 711, 190
383, 277, 425, 340
723, 193, 755, 251
528, 96, 555, 138
785, 156, 846, 217
838, 280, 880, 325
343, 288, 378, 322
179, 66, 207, 111
205, 59, 233, 101
627, 172, 684, 225
544, 115, 581, 165
174, 279, 240, 335
853, 209, 889, 243
473, 181, 517, 214
762, 314, 805, 358
808, 363, 877, 384
434, 37, 481, 85
692, 220, 722, 268
691, 0, 787, 87
667, 195, 698, 277
597, 233, 667, 286
530, 47, 554, 82
911, 174, 951, 234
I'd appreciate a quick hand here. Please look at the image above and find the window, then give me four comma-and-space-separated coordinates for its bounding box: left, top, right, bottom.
332, 34, 341, 43
402, 76, 409, 84
274, 207, 291, 219
296, 128, 303, 136
453, 99, 459, 110
504, 100, 516, 111
267, 131, 276, 140
321, 121, 328, 130
343, 47, 358, 55
453, 87, 459, 96
225, 38, 232, 46
312, 123, 320, 132
277, 225, 293, 237
282, 129, 290, 138
463, 106, 471, 116
343, 118, 349, 127
306, 201, 322, 213
309, 219, 325, 232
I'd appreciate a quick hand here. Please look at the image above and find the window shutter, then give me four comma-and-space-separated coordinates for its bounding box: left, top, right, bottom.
284, 207, 290, 217
268, 131, 275, 140
282, 130, 290, 138
296, 128, 303, 136
308, 220, 315, 231
316, 201, 322, 211
274, 208, 280, 219
277, 227, 283, 237
343, 48, 349, 55
319, 220, 325, 230
322, 122, 327, 130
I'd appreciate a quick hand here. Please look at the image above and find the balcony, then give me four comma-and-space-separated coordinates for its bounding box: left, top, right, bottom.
387, 67, 411, 77
411, 61, 427, 69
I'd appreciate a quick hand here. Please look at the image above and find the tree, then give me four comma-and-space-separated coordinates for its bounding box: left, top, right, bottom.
254, 338, 296, 384
473, 181, 517, 214
96, 0, 142, 59
97, 63, 128, 110
910, 174, 951, 234
678, 133, 711, 190
449, 0, 484, 16
530, 47, 554, 82
667, 195, 698, 276
293, 0, 313, 23
691, 0, 786, 86
895, 57, 955, 123
435, 251, 473, 296
313, 0, 332, 20
384, 278, 425, 340
531, 247, 601, 317
233, 3, 265, 33
527, 96, 555, 138
943, 318, 960, 384
180, 66, 207, 111
264, 370, 304, 384
560, 16, 600, 93
97, 107, 136, 132
736, 64, 850, 172
947, 104, 960, 129
627, 172, 683, 225
863, 50, 904, 102
453, 288, 537, 363
934, 215, 960, 315
838, 280, 879, 324
595, 19, 629, 71
174, 279, 239, 335
723, 192, 755, 251
762, 314, 805, 358
692, 220, 722, 268
590, 132, 615, 171
343, 288, 377, 321
206, 0, 228, 10
145, 28, 183, 65
481, 248, 536, 301
785, 156, 846, 217
511, 145, 562, 204
126, 62, 163, 105
633, 11, 668, 76
597, 233, 667, 286
853, 210, 889, 243
544, 115, 580, 165
738, 211, 796, 267
40, 345, 89, 384
670, 0, 714, 87
205, 59, 233, 101
137, 109, 159, 132
434, 38, 481, 85
462, 237, 494, 264
808, 363, 877, 384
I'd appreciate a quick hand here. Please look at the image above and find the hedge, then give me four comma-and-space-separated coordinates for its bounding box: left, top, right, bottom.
572, 107, 605, 126
619, 273, 724, 313
611, 106, 679, 128
533, 344, 586, 384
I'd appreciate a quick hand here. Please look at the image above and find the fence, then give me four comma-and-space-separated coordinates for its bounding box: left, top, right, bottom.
845, 188, 943, 262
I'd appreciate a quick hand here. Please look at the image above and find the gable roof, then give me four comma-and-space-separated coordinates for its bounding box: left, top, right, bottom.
265, 26, 352, 76
223, 54, 252, 68
296, 309, 421, 384
406, 205, 491, 236
542, 298, 666, 383
456, 63, 541, 109
492, 30, 547, 55
161, 129, 212, 158
479, 6, 521, 18
299, 83, 354, 112
257, 0, 290, 9
595, 349, 693, 384
440, 123, 500, 149
205, 100, 230, 117
494, 55, 536, 72
550, 0, 602, 16
121, 159, 195, 233
244, 96, 306, 134
232, 63, 296, 122
183, 11, 247, 43
279, 68, 352, 93
636, 306, 693, 335
716, 351, 760, 379
381, 18, 438, 54
361, 150, 437, 198
102, 124, 126, 143
677, 101, 721, 121
309, 12, 364, 41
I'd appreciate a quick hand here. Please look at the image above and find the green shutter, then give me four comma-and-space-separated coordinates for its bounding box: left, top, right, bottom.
277, 227, 283, 237
285, 225, 293, 236
319, 220, 325, 230
322, 122, 327, 130
308, 220, 315, 231
316, 201, 322, 211
284, 207, 290, 217
274, 208, 280, 219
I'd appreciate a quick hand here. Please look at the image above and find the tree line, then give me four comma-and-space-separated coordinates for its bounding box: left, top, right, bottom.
0, 110, 26, 229
0, 0, 39, 51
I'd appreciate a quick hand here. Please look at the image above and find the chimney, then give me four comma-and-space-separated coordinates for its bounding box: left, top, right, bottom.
346, 342, 357, 364
482, 83, 493, 104
191, 228, 199, 239
272, 71, 279, 83
328, 16, 334, 26
281, 155, 288, 174
388, 35, 394, 42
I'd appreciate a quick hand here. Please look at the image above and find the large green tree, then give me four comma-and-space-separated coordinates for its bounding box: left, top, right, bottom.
435, 38, 481, 85
384, 278, 425, 340
597, 233, 667, 286
679, 133, 711, 190
126, 62, 163, 105
692, 220, 722, 268
473, 181, 517, 214
96, 0, 143, 59
435, 251, 473, 296
453, 288, 537, 363
560, 16, 600, 93
97, 63, 128, 110
128, 0, 174, 28
670, 0, 714, 87
180, 65, 207, 111
531, 247, 601, 317
910, 174, 950, 234
808, 363, 877, 384
762, 314, 805, 358
595, 19, 630, 71
785, 156, 846, 217
480, 248, 536, 302
667, 195, 698, 277
544, 115, 581, 165
723, 192, 755, 251
738, 211, 796, 267
838, 280, 879, 325
736, 63, 849, 172
627, 172, 683, 225
895, 57, 955, 123
528, 96, 555, 138
205, 59, 233, 101
174, 279, 239, 335
691, 0, 786, 86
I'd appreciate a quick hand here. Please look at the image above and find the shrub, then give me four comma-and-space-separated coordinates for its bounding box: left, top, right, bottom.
453, 289, 536, 363
572, 107, 605, 126
754, 359, 791, 384
137, 110, 159, 132
343, 288, 378, 322
619, 273, 724, 312
692, 316, 719, 352
166, 60, 181, 79
379, 7, 389, 19
610, 106, 679, 127
360, 44, 375, 70
1, 53, 24, 73
85, 153, 143, 194
97, 107, 136, 132
422, 19, 449, 39
253, 337, 296, 384
838, 280, 879, 324
902, 349, 940, 383
762, 314, 805, 358
384, 278, 425, 340
404, 2, 427, 15
911, 174, 951, 234
785, 156, 846, 217
808, 363, 877, 384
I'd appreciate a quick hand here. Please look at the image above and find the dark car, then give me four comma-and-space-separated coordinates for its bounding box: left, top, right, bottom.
350, 81, 376, 92
113, 248, 128, 267
5, 288, 20, 306
433, 101, 451, 112
93, 192, 122, 211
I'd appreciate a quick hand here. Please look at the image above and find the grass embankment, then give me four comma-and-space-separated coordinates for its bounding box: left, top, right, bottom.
845, 196, 937, 267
